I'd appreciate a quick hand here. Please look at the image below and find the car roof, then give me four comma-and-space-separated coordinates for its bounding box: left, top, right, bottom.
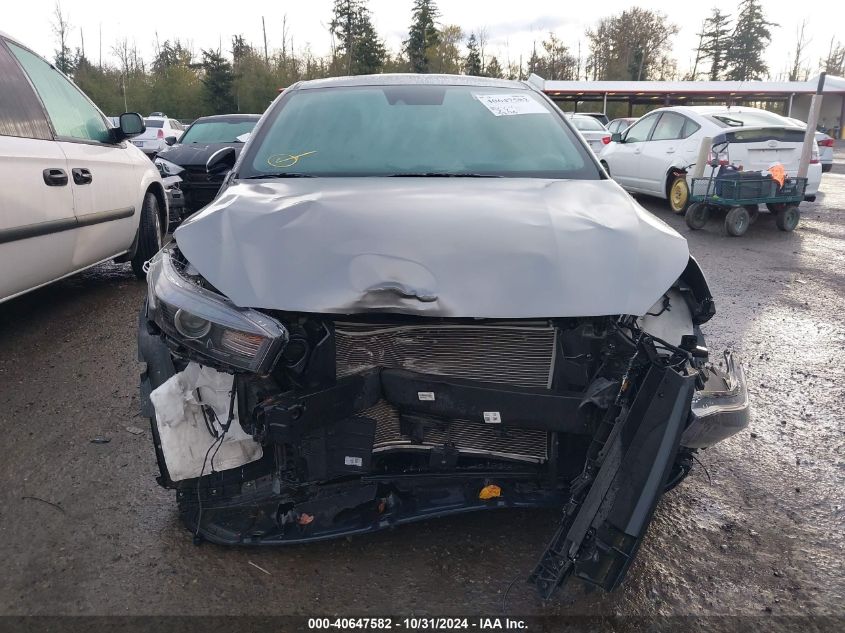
294, 73, 527, 91
190, 114, 262, 123
651, 105, 786, 117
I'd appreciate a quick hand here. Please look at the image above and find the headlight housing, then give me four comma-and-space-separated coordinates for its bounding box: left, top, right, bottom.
154, 157, 185, 177
146, 245, 288, 373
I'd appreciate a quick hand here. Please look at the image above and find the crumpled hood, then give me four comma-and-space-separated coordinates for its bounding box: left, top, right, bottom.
157, 142, 245, 168
174, 178, 689, 318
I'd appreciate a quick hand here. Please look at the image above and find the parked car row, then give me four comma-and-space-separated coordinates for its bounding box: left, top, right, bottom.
153, 113, 260, 220
591, 106, 823, 214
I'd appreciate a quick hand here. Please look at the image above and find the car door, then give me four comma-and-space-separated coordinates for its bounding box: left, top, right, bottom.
0, 38, 76, 303
607, 113, 659, 191
637, 112, 687, 195
9, 42, 142, 268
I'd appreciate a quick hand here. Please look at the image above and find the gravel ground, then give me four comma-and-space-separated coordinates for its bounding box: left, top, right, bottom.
0, 167, 842, 624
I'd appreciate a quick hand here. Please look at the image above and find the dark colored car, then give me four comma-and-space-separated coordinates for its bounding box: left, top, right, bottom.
138, 75, 748, 599
154, 114, 260, 217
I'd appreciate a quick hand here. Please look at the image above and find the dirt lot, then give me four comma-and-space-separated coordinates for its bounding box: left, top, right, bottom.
0, 166, 843, 624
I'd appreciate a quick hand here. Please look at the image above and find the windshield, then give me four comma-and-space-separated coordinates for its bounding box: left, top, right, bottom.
708, 110, 789, 128
180, 120, 257, 144
569, 116, 606, 131
144, 119, 164, 128
241, 85, 598, 178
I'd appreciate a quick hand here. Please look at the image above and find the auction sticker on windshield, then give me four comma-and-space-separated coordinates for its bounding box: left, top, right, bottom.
475, 94, 549, 117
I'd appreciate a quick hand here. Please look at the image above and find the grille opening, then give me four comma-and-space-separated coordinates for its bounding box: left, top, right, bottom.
334, 322, 556, 463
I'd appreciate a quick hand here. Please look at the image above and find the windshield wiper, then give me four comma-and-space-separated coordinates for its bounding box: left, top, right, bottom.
388, 172, 503, 178
242, 173, 316, 179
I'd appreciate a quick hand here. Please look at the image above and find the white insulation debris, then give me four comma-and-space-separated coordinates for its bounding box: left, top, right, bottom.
150, 362, 262, 481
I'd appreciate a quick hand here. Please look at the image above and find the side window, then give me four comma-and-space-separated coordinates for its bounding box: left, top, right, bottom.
0, 40, 52, 139
8, 42, 110, 143
681, 118, 701, 138
624, 115, 658, 143
651, 112, 686, 141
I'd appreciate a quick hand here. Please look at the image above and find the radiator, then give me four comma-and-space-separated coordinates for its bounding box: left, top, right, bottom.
335, 322, 556, 462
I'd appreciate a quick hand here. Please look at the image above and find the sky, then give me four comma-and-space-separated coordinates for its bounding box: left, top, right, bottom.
3, 0, 844, 79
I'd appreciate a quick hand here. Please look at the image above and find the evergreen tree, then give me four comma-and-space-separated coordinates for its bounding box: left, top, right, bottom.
696, 8, 732, 80
405, 0, 440, 73
464, 33, 482, 76
330, 0, 385, 75
821, 38, 845, 76
725, 0, 775, 80
200, 49, 236, 114
485, 56, 503, 79
352, 3, 386, 74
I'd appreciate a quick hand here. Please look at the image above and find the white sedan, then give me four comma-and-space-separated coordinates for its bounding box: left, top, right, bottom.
565, 114, 611, 156
600, 105, 822, 213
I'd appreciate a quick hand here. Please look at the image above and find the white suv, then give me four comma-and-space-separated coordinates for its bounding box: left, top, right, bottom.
600, 105, 822, 213
0, 32, 167, 303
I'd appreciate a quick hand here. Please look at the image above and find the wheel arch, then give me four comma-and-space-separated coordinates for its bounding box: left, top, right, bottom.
116, 182, 168, 263
665, 166, 688, 198
146, 181, 168, 231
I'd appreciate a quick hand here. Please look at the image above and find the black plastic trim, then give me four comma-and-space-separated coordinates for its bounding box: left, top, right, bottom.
0, 206, 134, 245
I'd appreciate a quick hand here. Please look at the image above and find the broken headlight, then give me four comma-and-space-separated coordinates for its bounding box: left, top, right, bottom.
146, 244, 288, 373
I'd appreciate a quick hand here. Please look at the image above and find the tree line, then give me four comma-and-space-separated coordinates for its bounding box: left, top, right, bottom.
49, 0, 843, 120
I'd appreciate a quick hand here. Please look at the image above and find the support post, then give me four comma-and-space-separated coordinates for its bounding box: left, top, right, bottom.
787, 93, 794, 117
692, 137, 712, 178
603, 92, 608, 115
798, 73, 825, 179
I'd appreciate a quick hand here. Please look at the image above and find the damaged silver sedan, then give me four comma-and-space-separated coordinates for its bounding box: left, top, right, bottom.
137, 74, 749, 598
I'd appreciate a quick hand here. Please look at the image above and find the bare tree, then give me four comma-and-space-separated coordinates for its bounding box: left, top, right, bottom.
477, 26, 489, 73
688, 19, 707, 80
789, 19, 811, 81
51, 1, 73, 74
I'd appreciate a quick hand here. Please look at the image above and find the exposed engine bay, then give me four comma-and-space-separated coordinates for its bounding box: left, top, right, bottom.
138, 245, 747, 598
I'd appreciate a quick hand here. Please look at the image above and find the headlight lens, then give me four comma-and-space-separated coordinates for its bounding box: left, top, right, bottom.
146, 245, 288, 373
154, 157, 184, 177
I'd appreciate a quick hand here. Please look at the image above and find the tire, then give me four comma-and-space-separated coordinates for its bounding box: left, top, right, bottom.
724, 206, 750, 237
131, 192, 163, 279
600, 161, 610, 177
743, 204, 760, 224
668, 174, 690, 214
685, 202, 710, 230
775, 205, 800, 232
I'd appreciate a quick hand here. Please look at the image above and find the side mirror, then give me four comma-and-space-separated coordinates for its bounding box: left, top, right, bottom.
117, 112, 145, 139
206, 147, 237, 175
611, 132, 623, 143
164, 136, 177, 146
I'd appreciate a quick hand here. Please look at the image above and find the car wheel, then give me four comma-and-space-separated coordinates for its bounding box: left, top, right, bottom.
131, 192, 163, 279
775, 205, 800, 232
685, 202, 710, 230
600, 161, 610, 176
724, 206, 750, 237
668, 175, 690, 214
